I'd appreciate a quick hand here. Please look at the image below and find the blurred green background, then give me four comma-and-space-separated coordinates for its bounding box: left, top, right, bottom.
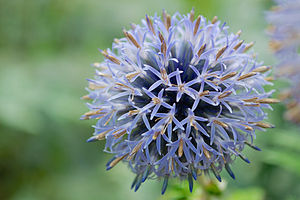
0, 0, 299, 199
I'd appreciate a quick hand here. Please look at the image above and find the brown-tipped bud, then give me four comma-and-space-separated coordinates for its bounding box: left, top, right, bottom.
197, 44, 206, 57
243, 97, 259, 102
166, 14, 171, 31
146, 15, 156, 35
178, 139, 184, 157
101, 50, 121, 65
126, 71, 140, 81
161, 41, 167, 56
118, 81, 134, 89
89, 82, 107, 90
213, 120, 228, 129
128, 110, 140, 117
92, 63, 107, 70
233, 40, 244, 50
216, 46, 227, 60
243, 42, 255, 52
211, 16, 218, 24
237, 72, 257, 81
193, 16, 201, 36
127, 141, 143, 160
189, 9, 195, 22
170, 158, 175, 172
113, 129, 127, 139
251, 122, 275, 128
158, 32, 164, 43
252, 66, 272, 73
218, 91, 232, 99
123, 29, 141, 49
220, 72, 238, 81
96, 132, 107, 140
199, 90, 209, 97
256, 98, 280, 104
241, 124, 254, 131
104, 112, 114, 126
97, 72, 112, 78
244, 103, 260, 107
108, 154, 129, 169
264, 76, 274, 81
203, 146, 211, 159
81, 116, 90, 120
96, 129, 113, 140
152, 97, 161, 104
82, 95, 91, 100
158, 32, 167, 55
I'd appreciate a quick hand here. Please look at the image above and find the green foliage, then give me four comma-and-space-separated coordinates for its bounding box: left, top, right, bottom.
226, 187, 265, 200
160, 178, 225, 200
261, 128, 300, 176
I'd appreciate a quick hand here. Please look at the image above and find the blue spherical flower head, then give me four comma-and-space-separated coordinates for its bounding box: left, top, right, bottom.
82, 10, 276, 194
266, 0, 300, 123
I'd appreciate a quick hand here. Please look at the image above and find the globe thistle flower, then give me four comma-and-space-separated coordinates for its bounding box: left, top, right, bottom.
82, 10, 276, 194
266, 0, 300, 123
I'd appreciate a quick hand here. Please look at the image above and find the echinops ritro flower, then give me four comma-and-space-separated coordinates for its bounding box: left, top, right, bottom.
266, 0, 300, 123
82, 10, 276, 194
